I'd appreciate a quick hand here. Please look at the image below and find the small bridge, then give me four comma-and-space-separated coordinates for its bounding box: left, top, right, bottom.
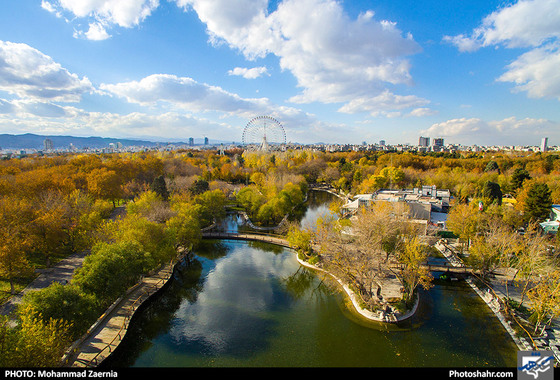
202, 230, 291, 248
202, 230, 478, 275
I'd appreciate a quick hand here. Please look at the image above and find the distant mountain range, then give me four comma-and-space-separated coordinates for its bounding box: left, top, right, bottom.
0, 133, 233, 150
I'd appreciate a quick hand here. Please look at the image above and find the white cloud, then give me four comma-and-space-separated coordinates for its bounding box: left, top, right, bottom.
178, 0, 426, 115
228, 66, 269, 79
44, 0, 160, 39
0, 105, 236, 141
74, 22, 111, 41
99, 73, 327, 137
421, 116, 560, 145
497, 42, 560, 100
444, 0, 560, 101
408, 107, 438, 117
100, 73, 271, 114
338, 90, 430, 117
442, 34, 481, 53
0, 40, 93, 102
42, 0, 429, 115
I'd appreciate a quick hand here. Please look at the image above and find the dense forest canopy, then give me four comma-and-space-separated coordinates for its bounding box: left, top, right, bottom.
1, 147, 559, 365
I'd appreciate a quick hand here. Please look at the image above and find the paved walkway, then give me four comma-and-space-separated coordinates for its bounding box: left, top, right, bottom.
0, 250, 89, 318
65, 259, 180, 367
436, 240, 560, 364
202, 230, 292, 247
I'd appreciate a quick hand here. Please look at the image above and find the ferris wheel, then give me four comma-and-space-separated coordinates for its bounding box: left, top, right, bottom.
241, 116, 286, 152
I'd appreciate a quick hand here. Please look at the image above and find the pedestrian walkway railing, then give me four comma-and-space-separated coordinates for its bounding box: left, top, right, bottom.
67, 248, 190, 368
202, 230, 292, 247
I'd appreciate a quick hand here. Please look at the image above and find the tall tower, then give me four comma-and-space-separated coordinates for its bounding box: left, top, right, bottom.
541, 137, 548, 152
43, 138, 53, 151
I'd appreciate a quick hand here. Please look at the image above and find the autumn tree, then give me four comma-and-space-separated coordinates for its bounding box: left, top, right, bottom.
0, 196, 34, 294
527, 270, 560, 335
0, 305, 72, 367
87, 167, 124, 207
29, 191, 69, 268
392, 235, 433, 304
467, 218, 517, 279
446, 202, 482, 251
316, 201, 431, 311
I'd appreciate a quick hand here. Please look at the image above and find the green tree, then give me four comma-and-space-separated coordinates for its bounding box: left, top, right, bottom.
194, 189, 226, 227
166, 200, 202, 249
109, 215, 176, 270
482, 181, 502, 205
188, 178, 209, 195
524, 183, 552, 222
19, 283, 98, 340
511, 168, 530, 191
73, 240, 149, 306
150, 175, 169, 201
484, 160, 500, 173
287, 225, 314, 260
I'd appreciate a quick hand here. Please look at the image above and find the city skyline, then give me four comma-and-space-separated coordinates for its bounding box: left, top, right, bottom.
0, 0, 559, 147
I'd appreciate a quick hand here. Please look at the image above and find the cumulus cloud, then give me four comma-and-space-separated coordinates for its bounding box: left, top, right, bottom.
99, 73, 327, 138
100, 73, 271, 114
228, 66, 269, 79
497, 42, 560, 100
177, 0, 426, 115
0, 106, 237, 141
443, 0, 560, 101
338, 90, 430, 117
74, 22, 111, 40
42, 0, 428, 115
421, 116, 560, 145
42, 0, 160, 40
0, 40, 93, 102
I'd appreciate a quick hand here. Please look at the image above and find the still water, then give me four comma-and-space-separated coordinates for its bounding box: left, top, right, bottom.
103, 191, 518, 367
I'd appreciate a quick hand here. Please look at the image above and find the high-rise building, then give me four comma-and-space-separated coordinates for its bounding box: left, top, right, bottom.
204, 137, 209, 145
418, 136, 430, 147
43, 138, 53, 151
433, 138, 444, 147
189, 137, 194, 146
541, 137, 548, 152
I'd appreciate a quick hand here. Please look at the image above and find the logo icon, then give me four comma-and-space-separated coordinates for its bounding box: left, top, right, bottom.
518, 351, 554, 380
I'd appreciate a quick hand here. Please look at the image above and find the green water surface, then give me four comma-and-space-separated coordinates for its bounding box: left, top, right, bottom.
103, 238, 518, 368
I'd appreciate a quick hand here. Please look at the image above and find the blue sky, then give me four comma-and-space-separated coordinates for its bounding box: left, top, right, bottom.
0, 0, 559, 146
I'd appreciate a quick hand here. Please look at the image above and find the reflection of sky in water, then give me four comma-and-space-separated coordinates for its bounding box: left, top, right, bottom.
299, 201, 333, 230
169, 244, 297, 355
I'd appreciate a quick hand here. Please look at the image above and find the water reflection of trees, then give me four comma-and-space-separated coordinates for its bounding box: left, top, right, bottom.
101, 257, 206, 368
282, 266, 336, 301
194, 239, 229, 260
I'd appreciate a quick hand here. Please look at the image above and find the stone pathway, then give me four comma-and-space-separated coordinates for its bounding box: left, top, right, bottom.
435, 240, 560, 365
0, 250, 89, 318
65, 260, 178, 367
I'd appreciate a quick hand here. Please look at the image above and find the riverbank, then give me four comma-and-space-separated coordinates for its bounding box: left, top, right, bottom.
294, 254, 418, 323
434, 240, 560, 365
63, 248, 192, 367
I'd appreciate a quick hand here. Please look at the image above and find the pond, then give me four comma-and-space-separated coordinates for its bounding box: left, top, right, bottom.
101, 191, 518, 367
